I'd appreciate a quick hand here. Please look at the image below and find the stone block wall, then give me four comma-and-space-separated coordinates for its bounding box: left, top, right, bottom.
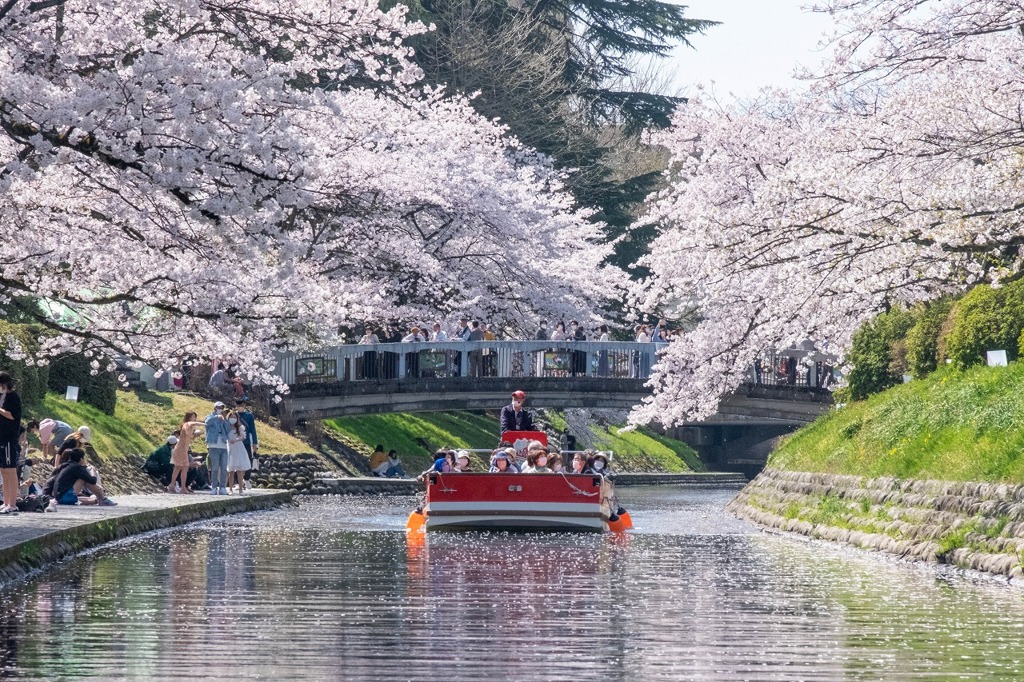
729, 468, 1024, 581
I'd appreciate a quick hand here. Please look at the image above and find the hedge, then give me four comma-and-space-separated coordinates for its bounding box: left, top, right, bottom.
0, 321, 49, 410
941, 279, 1024, 371
46, 354, 118, 415
842, 306, 917, 401
905, 298, 955, 378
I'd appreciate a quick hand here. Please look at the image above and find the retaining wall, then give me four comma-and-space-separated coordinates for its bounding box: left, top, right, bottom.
0, 491, 292, 586
729, 468, 1024, 581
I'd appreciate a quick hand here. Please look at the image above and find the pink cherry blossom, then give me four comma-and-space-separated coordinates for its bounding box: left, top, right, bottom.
632, 0, 1024, 426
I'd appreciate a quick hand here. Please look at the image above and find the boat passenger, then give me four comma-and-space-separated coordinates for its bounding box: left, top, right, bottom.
571, 453, 587, 474
452, 450, 471, 472
489, 451, 515, 473
584, 452, 611, 477
522, 450, 552, 474
502, 447, 522, 473
417, 450, 452, 481
431, 450, 453, 473
548, 453, 564, 473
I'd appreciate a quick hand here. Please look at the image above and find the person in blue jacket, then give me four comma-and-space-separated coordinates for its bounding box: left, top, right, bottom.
205, 401, 231, 495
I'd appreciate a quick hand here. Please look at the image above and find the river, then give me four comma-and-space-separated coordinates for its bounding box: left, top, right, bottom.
1, 487, 1022, 680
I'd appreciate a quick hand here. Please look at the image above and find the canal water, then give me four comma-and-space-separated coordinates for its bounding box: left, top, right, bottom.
1, 487, 1023, 680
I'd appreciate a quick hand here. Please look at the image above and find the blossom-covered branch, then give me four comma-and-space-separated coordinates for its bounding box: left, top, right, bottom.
631, 0, 1024, 426
0, 0, 621, 388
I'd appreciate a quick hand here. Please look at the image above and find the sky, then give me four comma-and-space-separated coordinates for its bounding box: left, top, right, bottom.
666, 0, 837, 100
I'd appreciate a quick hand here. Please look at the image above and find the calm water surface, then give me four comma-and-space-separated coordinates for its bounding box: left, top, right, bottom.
1, 487, 1023, 680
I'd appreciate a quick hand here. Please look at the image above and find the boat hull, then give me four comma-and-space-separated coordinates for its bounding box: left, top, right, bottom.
423, 472, 611, 531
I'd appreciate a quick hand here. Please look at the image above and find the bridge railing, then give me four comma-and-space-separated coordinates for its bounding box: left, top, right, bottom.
276, 340, 661, 386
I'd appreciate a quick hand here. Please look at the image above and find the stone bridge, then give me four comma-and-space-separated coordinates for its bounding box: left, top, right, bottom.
276, 340, 829, 422
276, 341, 833, 476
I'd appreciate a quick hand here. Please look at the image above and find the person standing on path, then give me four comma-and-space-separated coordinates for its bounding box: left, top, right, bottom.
205, 401, 231, 495
236, 399, 258, 489
225, 410, 250, 494
0, 372, 22, 514
170, 411, 205, 493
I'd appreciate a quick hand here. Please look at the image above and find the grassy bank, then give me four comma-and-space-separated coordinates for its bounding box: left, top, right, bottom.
325, 411, 702, 473
33, 390, 311, 459
770, 362, 1024, 482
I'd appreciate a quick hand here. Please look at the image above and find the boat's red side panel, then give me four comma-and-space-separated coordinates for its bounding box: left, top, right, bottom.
426, 473, 601, 504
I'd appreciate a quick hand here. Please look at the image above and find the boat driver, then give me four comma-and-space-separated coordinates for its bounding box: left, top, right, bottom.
499, 390, 534, 436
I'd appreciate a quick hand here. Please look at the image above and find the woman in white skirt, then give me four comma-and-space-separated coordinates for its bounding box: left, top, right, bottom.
225, 410, 251, 494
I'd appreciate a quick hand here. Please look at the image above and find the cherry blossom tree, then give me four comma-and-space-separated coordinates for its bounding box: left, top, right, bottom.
631, 0, 1024, 426
0, 0, 619, 387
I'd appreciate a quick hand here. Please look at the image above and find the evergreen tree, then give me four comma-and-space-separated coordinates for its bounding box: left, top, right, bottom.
405, 0, 716, 274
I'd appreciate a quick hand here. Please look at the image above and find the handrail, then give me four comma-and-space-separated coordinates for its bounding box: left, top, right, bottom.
276, 339, 662, 385
274, 339, 840, 391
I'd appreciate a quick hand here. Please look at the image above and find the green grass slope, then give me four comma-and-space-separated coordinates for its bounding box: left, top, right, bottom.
590, 425, 705, 473
770, 363, 1024, 482
326, 411, 703, 473
29, 390, 311, 459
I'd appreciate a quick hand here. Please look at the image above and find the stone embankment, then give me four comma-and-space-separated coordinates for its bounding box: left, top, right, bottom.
0, 490, 292, 585
729, 468, 1024, 581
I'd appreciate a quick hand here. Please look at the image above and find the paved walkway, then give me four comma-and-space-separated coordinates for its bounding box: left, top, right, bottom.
0, 490, 291, 583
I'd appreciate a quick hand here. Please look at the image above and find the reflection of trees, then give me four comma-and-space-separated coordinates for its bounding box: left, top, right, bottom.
1, 508, 1022, 678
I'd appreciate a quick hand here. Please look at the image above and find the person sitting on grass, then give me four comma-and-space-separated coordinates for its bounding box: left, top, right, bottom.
143, 436, 176, 487
372, 449, 406, 478
49, 448, 117, 506
369, 444, 389, 477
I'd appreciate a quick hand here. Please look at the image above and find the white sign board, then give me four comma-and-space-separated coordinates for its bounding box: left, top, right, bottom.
987, 350, 1008, 367
65, 385, 79, 401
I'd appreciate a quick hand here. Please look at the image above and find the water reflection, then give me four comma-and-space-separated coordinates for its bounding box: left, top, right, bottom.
0, 488, 1022, 680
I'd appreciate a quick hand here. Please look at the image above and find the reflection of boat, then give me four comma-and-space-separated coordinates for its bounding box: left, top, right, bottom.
406, 431, 631, 533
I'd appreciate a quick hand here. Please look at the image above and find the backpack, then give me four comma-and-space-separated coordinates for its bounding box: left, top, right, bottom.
16, 494, 52, 513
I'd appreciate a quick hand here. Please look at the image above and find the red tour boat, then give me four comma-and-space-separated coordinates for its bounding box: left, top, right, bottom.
405, 431, 631, 533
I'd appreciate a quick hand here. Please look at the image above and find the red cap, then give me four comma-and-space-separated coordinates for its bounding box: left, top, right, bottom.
512, 390, 526, 400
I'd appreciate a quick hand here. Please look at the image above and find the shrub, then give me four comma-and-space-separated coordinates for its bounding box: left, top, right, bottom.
905, 298, 956, 378
47, 354, 118, 415
0, 321, 49, 409
941, 279, 1024, 370
844, 307, 917, 401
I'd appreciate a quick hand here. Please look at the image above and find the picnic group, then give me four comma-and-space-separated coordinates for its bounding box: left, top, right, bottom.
0, 369, 262, 515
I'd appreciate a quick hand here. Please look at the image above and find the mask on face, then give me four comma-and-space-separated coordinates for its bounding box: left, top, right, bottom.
215, 408, 223, 414
593, 460, 605, 471
228, 418, 237, 425
537, 457, 548, 467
